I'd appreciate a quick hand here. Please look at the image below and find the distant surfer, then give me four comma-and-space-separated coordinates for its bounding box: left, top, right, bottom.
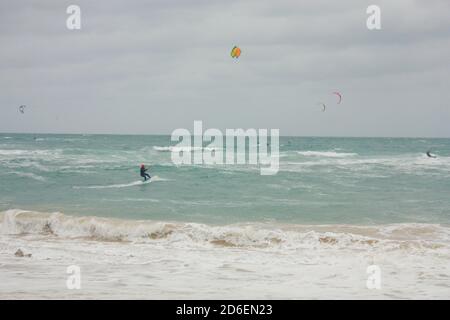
426, 150, 437, 158
140, 164, 151, 181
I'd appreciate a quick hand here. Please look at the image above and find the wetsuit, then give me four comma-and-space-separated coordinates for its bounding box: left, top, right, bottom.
140, 167, 151, 181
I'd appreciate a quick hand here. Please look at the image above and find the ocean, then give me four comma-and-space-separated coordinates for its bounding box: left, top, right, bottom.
1, 133, 449, 299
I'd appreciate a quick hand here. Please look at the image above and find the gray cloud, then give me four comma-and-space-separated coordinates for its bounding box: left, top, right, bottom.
0, 0, 449, 137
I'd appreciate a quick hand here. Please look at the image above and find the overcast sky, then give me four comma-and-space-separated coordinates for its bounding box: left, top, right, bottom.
0, 0, 449, 137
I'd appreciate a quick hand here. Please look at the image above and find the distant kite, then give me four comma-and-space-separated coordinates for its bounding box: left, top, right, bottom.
318, 102, 326, 112
19, 105, 26, 114
230, 46, 241, 58
333, 92, 342, 104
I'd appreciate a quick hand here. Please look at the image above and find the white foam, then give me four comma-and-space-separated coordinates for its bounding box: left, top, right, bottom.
8, 172, 47, 182
73, 176, 168, 189
153, 146, 218, 152
1, 210, 449, 250
73, 180, 151, 189
297, 151, 358, 158
281, 153, 450, 176
0, 149, 62, 157
148, 175, 169, 182
1, 209, 449, 299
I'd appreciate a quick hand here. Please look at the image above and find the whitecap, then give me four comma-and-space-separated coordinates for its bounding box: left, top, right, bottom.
297, 151, 358, 158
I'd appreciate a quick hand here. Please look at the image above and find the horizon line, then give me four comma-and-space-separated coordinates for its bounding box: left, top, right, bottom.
1, 131, 449, 139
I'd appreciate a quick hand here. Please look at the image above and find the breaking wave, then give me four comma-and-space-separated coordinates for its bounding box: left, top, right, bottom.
1, 210, 449, 251
297, 151, 358, 158
8, 172, 47, 182
153, 146, 218, 152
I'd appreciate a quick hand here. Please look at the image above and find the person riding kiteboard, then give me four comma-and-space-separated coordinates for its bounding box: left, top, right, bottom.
140, 164, 151, 181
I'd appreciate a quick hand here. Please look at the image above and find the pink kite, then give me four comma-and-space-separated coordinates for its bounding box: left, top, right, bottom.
333, 92, 342, 104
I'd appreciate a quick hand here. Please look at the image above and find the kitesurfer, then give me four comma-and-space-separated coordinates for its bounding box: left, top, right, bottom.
140, 164, 151, 181
426, 150, 437, 158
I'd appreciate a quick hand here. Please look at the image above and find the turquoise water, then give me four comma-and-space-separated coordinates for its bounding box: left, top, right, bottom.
1, 133, 449, 225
